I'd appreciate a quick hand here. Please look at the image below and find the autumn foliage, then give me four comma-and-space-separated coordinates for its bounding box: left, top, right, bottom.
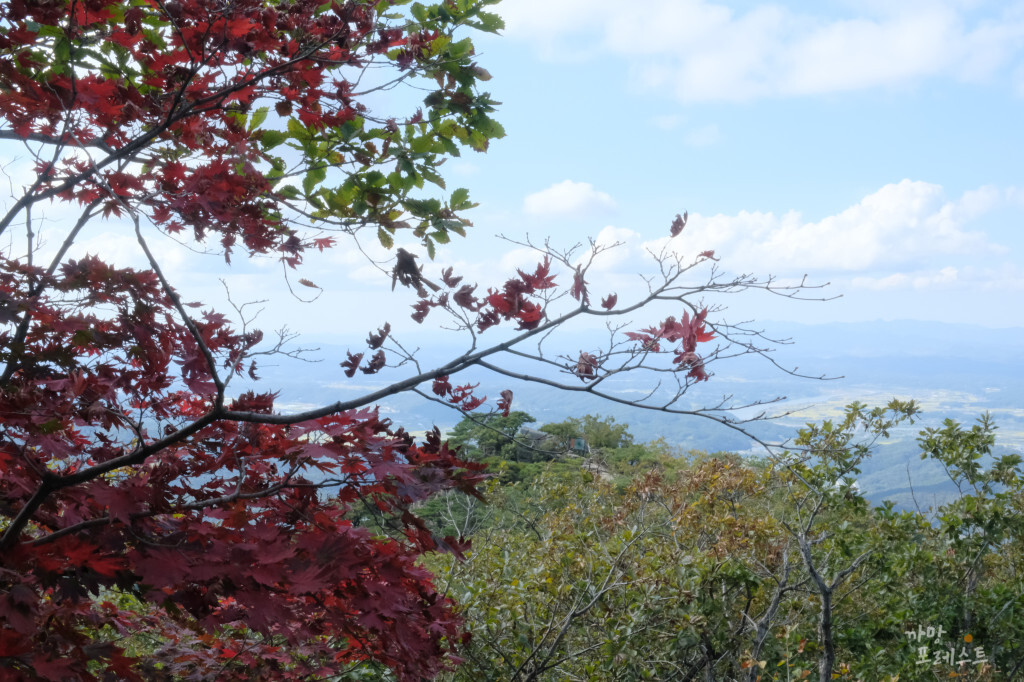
0, 0, 503, 678
1, 0, 744, 679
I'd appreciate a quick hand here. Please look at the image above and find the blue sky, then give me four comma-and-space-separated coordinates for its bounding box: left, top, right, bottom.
14, 0, 1023, 341
443, 0, 1024, 329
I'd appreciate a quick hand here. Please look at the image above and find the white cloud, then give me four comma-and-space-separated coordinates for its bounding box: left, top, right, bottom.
523, 180, 616, 217
500, 0, 1024, 101
970, 263, 1024, 291
852, 262, 1024, 293
593, 224, 638, 249
914, 266, 960, 288
955, 185, 1004, 219
853, 266, 959, 290
30, 221, 195, 281
499, 246, 545, 272
586, 225, 642, 272
852, 272, 913, 290
498, 0, 607, 44
644, 180, 1007, 273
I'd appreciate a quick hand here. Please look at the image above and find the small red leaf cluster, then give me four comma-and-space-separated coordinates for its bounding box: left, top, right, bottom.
497, 390, 514, 417
576, 352, 601, 382
432, 376, 486, 412
341, 324, 395, 377
410, 257, 557, 332
625, 308, 716, 382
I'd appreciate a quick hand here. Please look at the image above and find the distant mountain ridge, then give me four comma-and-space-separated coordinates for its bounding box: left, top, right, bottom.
252, 319, 1022, 509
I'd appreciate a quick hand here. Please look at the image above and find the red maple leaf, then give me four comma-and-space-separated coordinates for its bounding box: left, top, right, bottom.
571, 268, 589, 306
575, 352, 600, 382
497, 390, 513, 416
366, 323, 391, 349
452, 284, 479, 310
360, 350, 386, 374
518, 257, 556, 291
341, 351, 363, 377
516, 301, 544, 330
432, 375, 452, 397
411, 299, 433, 323
670, 211, 688, 237
440, 266, 463, 288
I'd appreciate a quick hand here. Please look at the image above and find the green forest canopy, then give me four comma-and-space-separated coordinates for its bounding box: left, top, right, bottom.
421, 405, 1022, 681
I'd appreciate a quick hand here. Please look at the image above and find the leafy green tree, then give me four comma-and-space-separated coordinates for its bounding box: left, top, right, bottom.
581, 414, 634, 449
751, 406, 1017, 681
429, 458, 790, 681
448, 411, 538, 459
539, 414, 633, 451
538, 418, 581, 452
429, 406, 1021, 682
778, 400, 920, 682
914, 415, 1024, 677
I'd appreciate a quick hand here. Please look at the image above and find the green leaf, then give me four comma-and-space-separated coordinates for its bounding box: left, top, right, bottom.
420, 166, 445, 189
364, 170, 387, 188
53, 37, 71, 72
404, 198, 441, 216
438, 136, 460, 156
410, 2, 429, 22
410, 135, 434, 154
338, 117, 364, 142
447, 37, 473, 60
278, 184, 300, 200
428, 35, 451, 56
248, 107, 269, 131
478, 117, 506, 140
260, 130, 287, 150
377, 227, 394, 249
140, 27, 167, 50
468, 129, 489, 151
475, 11, 505, 33
325, 189, 350, 213
388, 170, 415, 193
450, 187, 470, 209
303, 165, 327, 196
287, 117, 308, 141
